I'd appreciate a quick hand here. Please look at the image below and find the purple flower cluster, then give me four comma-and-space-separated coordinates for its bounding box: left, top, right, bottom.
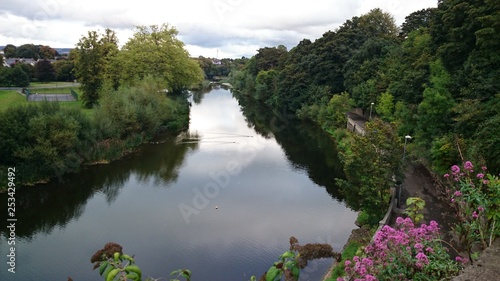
341, 217, 459, 280
443, 161, 500, 258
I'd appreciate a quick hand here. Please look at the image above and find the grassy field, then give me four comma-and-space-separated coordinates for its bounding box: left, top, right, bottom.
0, 90, 26, 112
29, 82, 78, 88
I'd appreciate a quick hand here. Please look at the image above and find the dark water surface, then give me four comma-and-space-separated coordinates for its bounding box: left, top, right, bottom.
0, 87, 357, 281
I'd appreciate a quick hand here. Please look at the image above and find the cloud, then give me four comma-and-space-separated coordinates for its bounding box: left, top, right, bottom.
0, 0, 437, 58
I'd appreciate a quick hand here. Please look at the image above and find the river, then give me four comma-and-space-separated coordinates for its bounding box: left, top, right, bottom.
0, 86, 357, 281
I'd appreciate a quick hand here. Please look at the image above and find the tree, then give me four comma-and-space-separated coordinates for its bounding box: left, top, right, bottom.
53, 60, 75, 82
35, 59, 56, 82
254, 46, 287, 72
16, 44, 39, 59
39, 45, 57, 59
3, 44, 17, 58
416, 59, 455, 148
336, 119, 403, 222
74, 29, 118, 108
117, 24, 203, 93
399, 8, 435, 38
9, 67, 30, 87
16, 63, 35, 81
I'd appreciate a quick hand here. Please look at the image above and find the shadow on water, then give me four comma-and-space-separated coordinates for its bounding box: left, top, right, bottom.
233, 91, 345, 200
0, 134, 198, 239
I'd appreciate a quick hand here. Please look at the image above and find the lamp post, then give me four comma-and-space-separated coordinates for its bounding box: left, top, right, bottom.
403, 135, 412, 161
369, 102, 374, 120
399, 135, 412, 207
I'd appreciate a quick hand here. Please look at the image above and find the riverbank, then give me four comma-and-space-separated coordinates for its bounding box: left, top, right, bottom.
323, 161, 500, 280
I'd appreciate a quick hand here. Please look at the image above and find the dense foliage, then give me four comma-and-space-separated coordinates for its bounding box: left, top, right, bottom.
230, 1, 500, 174
0, 77, 190, 188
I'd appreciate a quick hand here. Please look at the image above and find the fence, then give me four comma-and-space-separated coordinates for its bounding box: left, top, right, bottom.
23, 88, 31, 101
70, 89, 78, 101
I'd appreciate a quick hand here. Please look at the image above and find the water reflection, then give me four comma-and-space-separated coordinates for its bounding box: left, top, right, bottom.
0, 87, 355, 281
234, 92, 345, 198
0, 136, 197, 239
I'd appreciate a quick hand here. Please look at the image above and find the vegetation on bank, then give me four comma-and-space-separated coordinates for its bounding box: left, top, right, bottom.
0, 23, 202, 189
229, 1, 499, 175
0, 77, 190, 189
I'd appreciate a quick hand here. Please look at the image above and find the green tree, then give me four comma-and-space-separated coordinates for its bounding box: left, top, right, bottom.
53, 60, 75, 82
336, 119, 403, 222
74, 29, 118, 108
16, 63, 35, 81
399, 8, 435, 38
16, 44, 39, 59
117, 24, 203, 93
3, 44, 17, 58
376, 92, 395, 121
35, 59, 56, 82
8, 67, 30, 87
416, 59, 455, 148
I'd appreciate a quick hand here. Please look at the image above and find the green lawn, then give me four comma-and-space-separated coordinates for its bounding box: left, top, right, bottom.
0, 90, 26, 112
29, 81, 78, 88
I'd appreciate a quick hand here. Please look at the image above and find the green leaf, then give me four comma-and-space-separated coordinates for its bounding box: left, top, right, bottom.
291, 266, 300, 278
265, 266, 280, 281
99, 261, 109, 276
181, 269, 192, 279
113, 252, 120, 262
124, 265, 142, 280
280, 250, 295, 259
122, 254, 135, 263
105, 268, 120, 281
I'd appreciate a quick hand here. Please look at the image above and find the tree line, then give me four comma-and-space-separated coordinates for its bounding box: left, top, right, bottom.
229, 0, 499, 222
0, 24, 204, 187
230, 1, 499, 174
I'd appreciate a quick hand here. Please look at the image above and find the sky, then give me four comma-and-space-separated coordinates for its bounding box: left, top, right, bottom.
0, 0, 437, 58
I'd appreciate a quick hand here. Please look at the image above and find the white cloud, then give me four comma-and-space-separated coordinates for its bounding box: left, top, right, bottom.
0, 0, 437, 58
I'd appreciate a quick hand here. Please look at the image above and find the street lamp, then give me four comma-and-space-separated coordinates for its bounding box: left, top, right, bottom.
399, 135, 412, 208
369, 102, 374, 120
403, 135, 412, 161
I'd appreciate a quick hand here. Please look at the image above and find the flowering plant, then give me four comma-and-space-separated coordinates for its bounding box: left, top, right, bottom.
339, 217, 462, 281
443, 161, 500, 259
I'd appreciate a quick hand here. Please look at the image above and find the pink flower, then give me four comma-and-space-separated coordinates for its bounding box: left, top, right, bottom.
344, 260, 351, 267
365, 274, 377, 281
454, 191, 462, 197
483, 180, 490, 184
464, 161, 474, 171
477, 173, 484, 179
482, 166, 487, 171
451, 165, 461, 175
416, 252, 429, 264
451, 198, 455, 203
472, 211, 478, 218
444, 173, 450, 178
478, 206, 485, 212
426, 247, 434, 253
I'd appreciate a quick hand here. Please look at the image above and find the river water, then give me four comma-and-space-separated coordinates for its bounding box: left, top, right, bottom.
0, 86, 357, 281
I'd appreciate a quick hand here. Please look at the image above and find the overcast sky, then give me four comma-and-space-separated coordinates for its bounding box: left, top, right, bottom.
0, 0, 436, 58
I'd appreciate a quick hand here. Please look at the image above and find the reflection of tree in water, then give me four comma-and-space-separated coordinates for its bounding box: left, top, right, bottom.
0, 133, 198, 239
190, 83, 232, 104
234, 92, 345, 199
